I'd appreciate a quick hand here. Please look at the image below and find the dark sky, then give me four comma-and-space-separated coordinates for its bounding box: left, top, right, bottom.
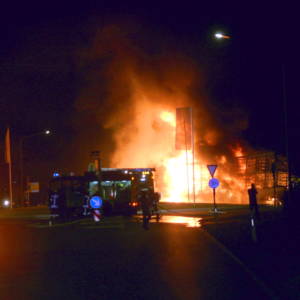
1, 2, 300, 178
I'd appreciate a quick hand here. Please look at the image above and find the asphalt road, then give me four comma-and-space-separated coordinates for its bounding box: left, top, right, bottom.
0, 209, 274, 300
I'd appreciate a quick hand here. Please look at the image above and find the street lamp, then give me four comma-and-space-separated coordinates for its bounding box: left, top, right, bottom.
19, 130, 51, 206
214, 32, 231, 39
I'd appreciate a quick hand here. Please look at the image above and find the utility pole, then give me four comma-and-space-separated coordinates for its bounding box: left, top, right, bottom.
5, 127, 13, 208
282, 64, 291, 190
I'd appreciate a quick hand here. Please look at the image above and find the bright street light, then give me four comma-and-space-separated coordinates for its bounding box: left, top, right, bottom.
214, 32, 230, 39
45, 130, 51, 135
3, 199, 10, 207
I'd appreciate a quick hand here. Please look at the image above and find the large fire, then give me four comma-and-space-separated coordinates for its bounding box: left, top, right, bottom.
79, 24, 248, 203
109, 76, 246, 203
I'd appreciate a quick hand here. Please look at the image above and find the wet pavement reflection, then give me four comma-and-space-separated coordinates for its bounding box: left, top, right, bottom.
152, 215, 202, 227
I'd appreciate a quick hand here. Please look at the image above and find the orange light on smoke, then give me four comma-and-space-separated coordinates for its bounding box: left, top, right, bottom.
219, 155, 227, 164
233, 144, 243, 157
160, 111, 176, 126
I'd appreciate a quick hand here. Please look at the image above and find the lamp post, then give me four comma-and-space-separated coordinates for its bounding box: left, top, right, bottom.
281, 64, 291, 190
19, 130, 51, 206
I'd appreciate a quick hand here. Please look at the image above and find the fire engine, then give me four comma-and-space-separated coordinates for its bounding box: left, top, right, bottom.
48, 168, 156, 219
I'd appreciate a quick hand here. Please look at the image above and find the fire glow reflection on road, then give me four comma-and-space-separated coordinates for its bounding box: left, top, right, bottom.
153, 215, 202, 228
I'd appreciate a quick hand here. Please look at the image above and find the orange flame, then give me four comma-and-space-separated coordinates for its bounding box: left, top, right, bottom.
84, 27, 248, 203
160, 111, 176, 126
111, 101, 246, 203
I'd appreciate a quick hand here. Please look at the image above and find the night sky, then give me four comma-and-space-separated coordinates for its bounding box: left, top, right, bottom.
1, 1, 300, 185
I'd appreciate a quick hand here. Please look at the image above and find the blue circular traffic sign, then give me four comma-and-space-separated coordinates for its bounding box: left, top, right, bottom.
89, 195, 103, 209
209, 178, 220, 189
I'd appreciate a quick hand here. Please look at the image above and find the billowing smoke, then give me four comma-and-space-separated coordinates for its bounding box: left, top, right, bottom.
76, 22, 249, 203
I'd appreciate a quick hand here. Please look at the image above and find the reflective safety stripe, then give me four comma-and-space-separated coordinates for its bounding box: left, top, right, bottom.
93, 209, 101, 222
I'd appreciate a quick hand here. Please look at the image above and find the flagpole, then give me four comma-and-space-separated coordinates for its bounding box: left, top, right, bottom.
184, 118, 190, 202
191, 108, 196, 208
8, 156, 13, 208
5, 127, 13, 208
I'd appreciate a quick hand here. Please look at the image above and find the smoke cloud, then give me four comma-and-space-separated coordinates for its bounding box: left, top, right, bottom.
75, 21, 249, 203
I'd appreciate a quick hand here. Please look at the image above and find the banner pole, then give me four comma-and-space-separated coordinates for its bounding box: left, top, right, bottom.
184, 119, 190, 202
5, 127, 13, 208
8, 154, 13, 208
191, 108, 196, 207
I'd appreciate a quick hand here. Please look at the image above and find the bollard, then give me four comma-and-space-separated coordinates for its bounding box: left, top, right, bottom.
250, 216, 257, 243
93, 209, 101, 222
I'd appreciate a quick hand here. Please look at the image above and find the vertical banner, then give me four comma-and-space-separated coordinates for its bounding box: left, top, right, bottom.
175, 107, 192, 150
5, 127, 11, 164
5, 127, 13, 208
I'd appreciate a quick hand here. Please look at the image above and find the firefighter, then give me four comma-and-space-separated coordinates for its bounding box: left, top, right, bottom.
152, 191, 161, 221
138, 189, 152, 230
82, 191, 90, 216
248, 183, 260, 220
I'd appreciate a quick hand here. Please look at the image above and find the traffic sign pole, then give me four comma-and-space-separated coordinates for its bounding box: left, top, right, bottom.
89, 195, 103, 223
213, 188, 217, 213
208, 169, 219, 214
